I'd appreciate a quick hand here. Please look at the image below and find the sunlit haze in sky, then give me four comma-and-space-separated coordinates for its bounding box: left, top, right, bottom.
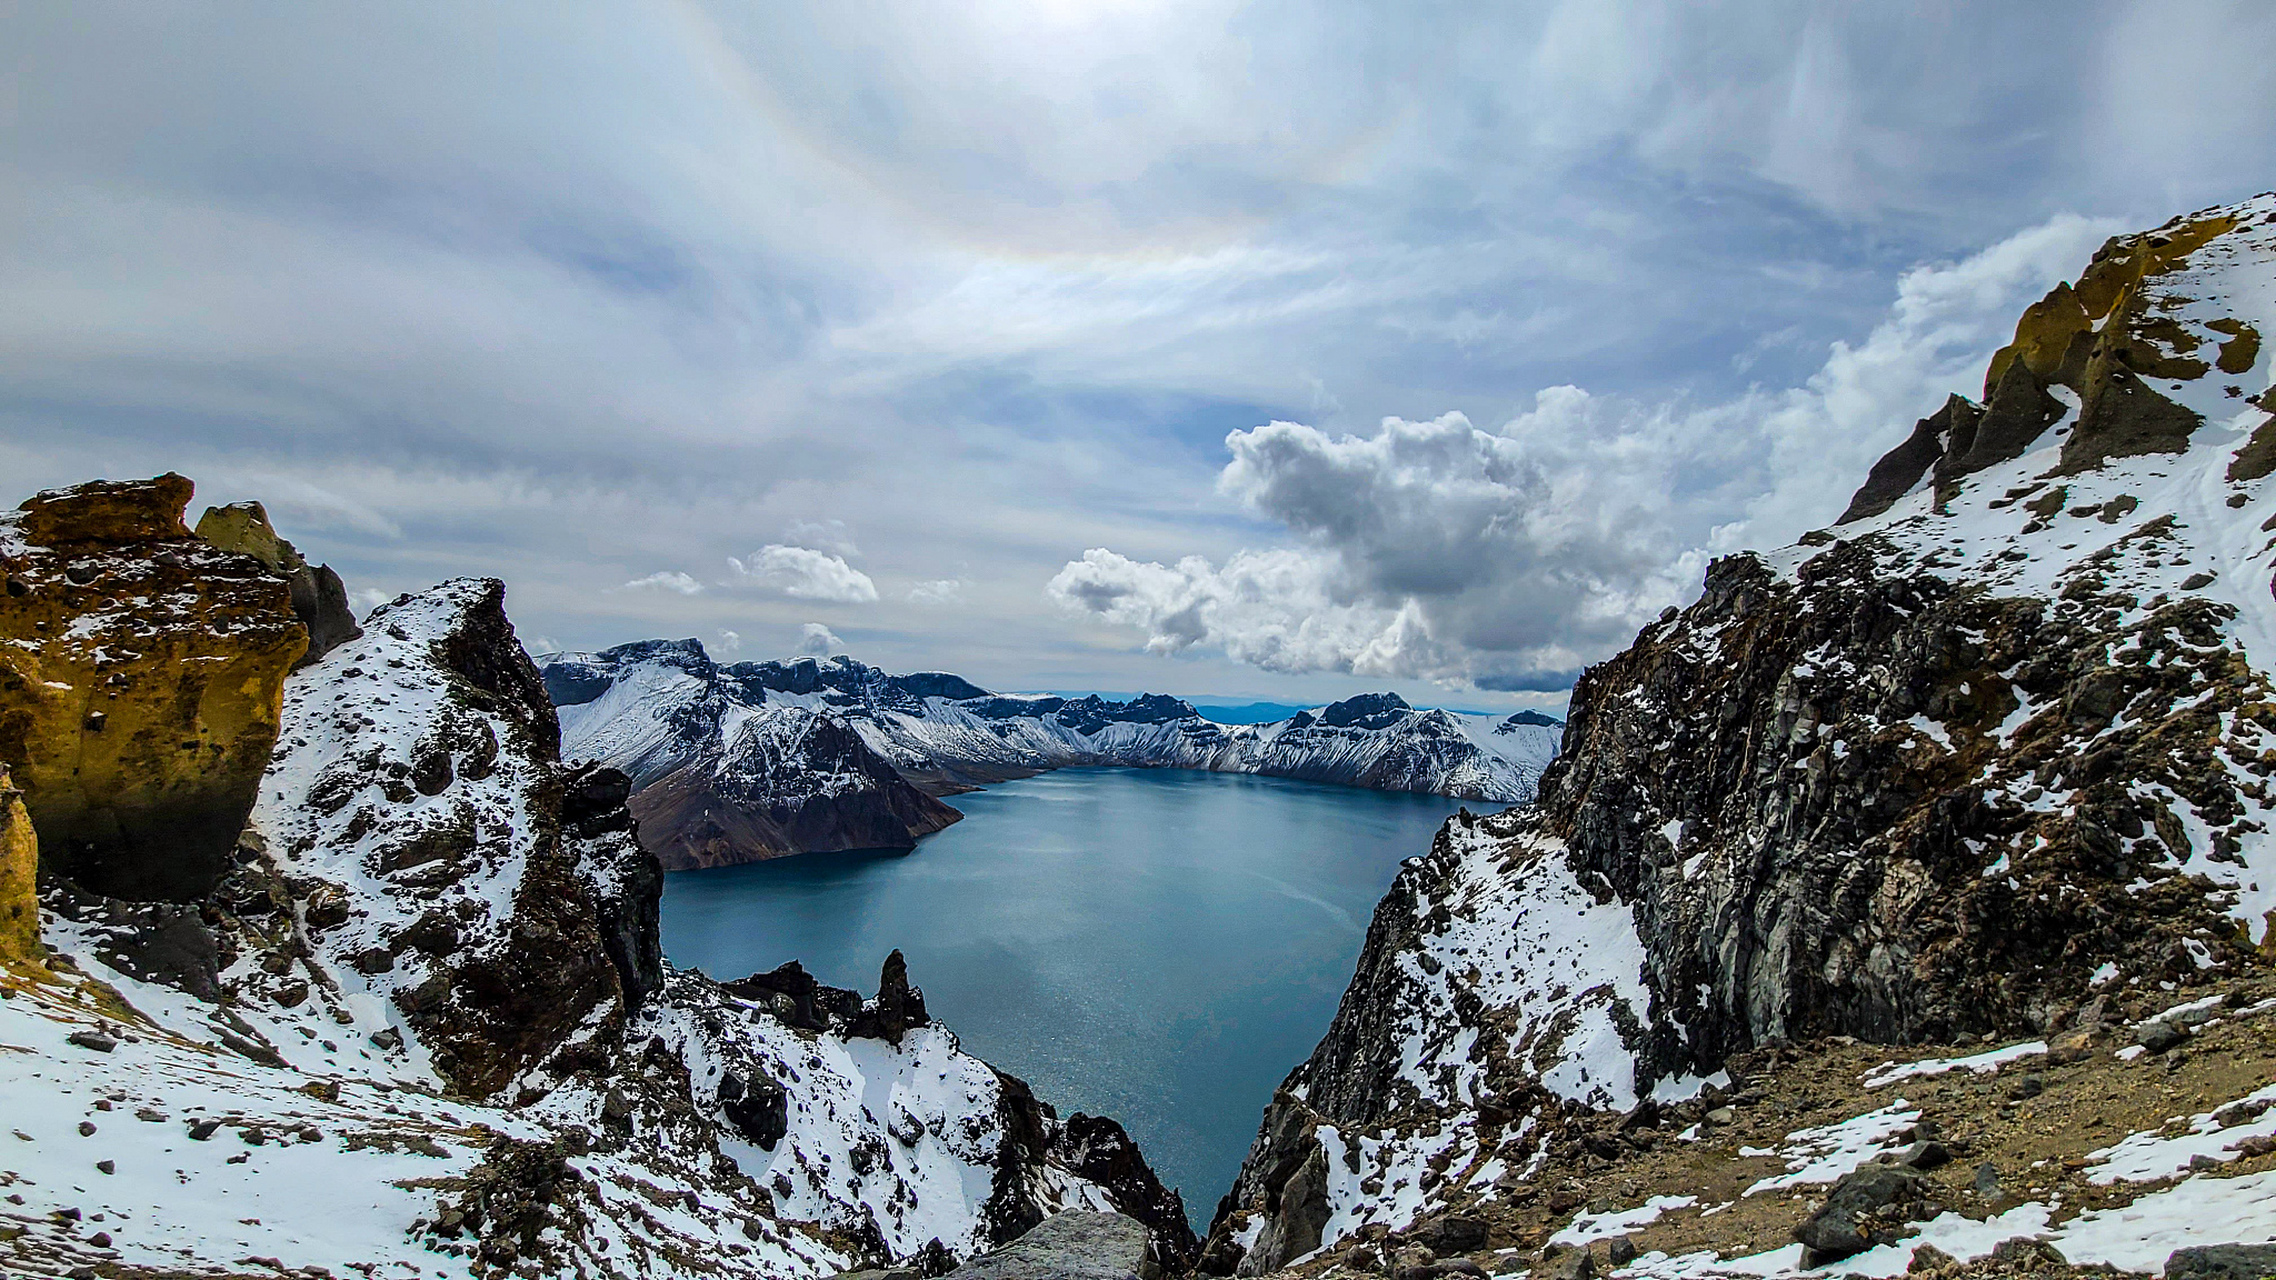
4, 1, 2271, 708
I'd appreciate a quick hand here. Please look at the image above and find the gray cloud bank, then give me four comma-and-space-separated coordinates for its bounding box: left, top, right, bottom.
1, 1, 2269, 701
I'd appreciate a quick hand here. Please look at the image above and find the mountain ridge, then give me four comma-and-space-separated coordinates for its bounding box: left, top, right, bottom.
1201, 192, 2276, 1278
539, 642, 1564, 869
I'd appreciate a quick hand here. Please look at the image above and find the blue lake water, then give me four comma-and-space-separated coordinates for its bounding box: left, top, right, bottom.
658, 766, 1467, 1232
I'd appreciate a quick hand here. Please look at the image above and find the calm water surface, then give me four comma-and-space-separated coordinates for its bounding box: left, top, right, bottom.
658, 767, 1466, 1230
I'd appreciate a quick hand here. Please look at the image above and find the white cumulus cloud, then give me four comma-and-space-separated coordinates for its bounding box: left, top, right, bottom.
717, 628, 741, 653
796, 622, 846, 657
622, 570, 706, 595
1052, 211, 2123, 691
727, 545, 880, 603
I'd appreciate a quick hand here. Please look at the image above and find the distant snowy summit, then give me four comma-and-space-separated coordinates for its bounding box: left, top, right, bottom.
536, 642, 1563, 869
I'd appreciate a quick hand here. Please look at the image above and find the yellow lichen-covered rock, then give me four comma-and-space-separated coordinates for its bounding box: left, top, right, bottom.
194, 501, 363, 667
0, 475, 307, 902
0, 763, 38, 966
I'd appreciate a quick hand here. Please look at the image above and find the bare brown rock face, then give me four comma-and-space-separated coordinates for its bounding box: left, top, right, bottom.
0, 763, 39, 966
0, 475, 306, 901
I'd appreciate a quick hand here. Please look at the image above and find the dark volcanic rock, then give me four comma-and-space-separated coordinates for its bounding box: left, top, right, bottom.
1793, 1164, 1928, 1262
1051, 1113, 1200, 1273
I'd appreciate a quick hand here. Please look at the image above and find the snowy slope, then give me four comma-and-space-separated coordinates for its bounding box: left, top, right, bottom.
3, 578, 1189, 1278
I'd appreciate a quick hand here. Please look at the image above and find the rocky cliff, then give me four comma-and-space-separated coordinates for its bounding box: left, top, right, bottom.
0, 489, 1194, 1279
539, 638, 963, 868
543, 643, 1561, 868
1205, 195, 2276, 1277
0, 763, 36, 967
0, 473, 307, 901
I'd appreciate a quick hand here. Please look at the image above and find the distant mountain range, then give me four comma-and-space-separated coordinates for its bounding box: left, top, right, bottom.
537, 641, 1564, 869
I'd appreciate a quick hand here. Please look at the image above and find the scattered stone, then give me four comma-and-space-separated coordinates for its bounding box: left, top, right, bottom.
1884, 1140, 1951, 1170
1536, 1248, 1595, 1280
95, 1159, 114, 1175
1989, 1237, 2068, 1268
2139, 1020, 2189, 1053
76, 1120, 96, 1136
2167, 1243, 2276, 1280
65, 1030, 117, 1053
1908, 1244, 1957, 1273
2009, 1073, 2046, 1100
1794, 1164, 1928, 1262
2047, 1030, 2097, 1065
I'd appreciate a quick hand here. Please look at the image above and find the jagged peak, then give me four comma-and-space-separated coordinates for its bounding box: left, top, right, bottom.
1839, 193, 2276, 525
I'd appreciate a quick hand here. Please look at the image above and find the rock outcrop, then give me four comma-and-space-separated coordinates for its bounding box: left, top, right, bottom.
1840, 205, 2263, 522
195, 499, 363, 666
0, 763, 37, 966
0, 473, 306, 901
947, 1211, 1151, 1280
252, 577, 646, 1094
1205, 194, 2276, 1276
1, 514, 1193, 1280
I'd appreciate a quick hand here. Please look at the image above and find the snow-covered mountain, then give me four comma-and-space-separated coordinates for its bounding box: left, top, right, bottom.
0, 479, 1196, 1279
538, 642, 1563, 867
1203, 195, 2276, 1278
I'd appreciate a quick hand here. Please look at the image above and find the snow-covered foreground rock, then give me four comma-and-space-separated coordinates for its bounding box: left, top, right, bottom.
0, 528, 1195, 1279
1204, 195, 2276, 1278
540, 644, 1561, 868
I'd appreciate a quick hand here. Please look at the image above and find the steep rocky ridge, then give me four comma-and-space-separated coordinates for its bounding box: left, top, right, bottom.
0, 473, 307, 901
0, 491, 1195, 1278
1206, 195, 2276, 1277
542, 643, 1561, 867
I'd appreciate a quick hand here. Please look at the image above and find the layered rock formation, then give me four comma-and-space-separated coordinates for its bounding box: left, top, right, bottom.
543, 643, 1560, 868
0, 473, 306, 900
0, 764, 36, 966
1205, 194, 2276, 1276
0, 526, 1193, 1279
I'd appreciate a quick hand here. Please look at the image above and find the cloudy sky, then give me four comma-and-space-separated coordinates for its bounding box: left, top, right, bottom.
3, 1, 2270, 707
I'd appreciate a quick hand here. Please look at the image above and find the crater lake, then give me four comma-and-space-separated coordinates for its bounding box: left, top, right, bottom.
658, 766, 1471, 1229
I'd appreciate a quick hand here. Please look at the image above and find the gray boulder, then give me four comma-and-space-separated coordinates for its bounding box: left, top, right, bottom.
953, 1212, 1150, 1280
1794, 1164, 1928, 1263
2167, 1244, 2276, 1280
